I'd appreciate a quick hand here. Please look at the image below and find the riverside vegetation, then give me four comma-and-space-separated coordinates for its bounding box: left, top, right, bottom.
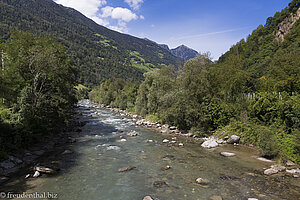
90, 1, 300, 164
0, 31, 77, 161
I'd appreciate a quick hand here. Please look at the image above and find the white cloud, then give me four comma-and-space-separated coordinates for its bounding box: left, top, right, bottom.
101, 6, 138, 22
124, 0, 143, 10
55, 0, 108, 25
54, 0, 142, 33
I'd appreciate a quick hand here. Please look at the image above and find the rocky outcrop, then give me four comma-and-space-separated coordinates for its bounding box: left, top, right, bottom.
276, 7, 300, 41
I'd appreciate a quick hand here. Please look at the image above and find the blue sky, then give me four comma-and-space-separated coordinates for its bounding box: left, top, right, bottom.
54, 0, 291, 60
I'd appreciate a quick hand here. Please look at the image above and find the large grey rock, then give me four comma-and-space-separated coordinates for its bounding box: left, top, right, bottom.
226, 135, 240, 144
271, 165, 286, 172
0, 160, 15, 169
33, 171, 40, 178
286, 168, 300, 174
143, 196, 153, 200
220, 152, 236, 157
195, 178, 210, 185
34, 166, 58, 174
286, 160, 295, 166
254, 156, 274, 163
162, 139, 169, 143
264, 168, 278, 175
201, 139, 218, 148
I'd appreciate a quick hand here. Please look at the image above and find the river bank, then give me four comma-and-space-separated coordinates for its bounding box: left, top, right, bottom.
0, 108, 85, 184
91, 101, 300, 178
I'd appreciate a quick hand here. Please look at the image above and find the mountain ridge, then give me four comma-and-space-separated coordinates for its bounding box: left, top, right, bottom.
0, 0, 183, 87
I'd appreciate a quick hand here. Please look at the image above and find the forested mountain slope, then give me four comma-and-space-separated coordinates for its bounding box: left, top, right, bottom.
0, 0, 182, 87
217, 1, 300, 94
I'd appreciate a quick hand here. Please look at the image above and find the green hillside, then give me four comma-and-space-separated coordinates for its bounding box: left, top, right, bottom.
0, 0, 183, 87
217, 0, 300, 94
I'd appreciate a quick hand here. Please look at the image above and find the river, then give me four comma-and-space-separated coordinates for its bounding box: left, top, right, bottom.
2, 100, 299, 200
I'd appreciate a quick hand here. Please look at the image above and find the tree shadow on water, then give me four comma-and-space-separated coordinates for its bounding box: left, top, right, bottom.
0, 106, 120, 195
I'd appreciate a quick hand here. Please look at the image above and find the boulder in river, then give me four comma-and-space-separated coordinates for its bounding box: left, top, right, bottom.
153, 181, 168, 188
264, 168, 278, 175
285, 160, 295, 166
209, 196, 223, 200
127, 131, 138, 137
270, 165, 286, 172
143, 196, 153, 200
62, 150, 73, 155
286, 168, 300, 174
33, 171, 41, 178
34, 166, 59, 174
118, 166, 136, 172
220, 152, 236, 157
120, 139, 127, 142
226, 135, 240, 144
161, 165, 171, 170
195, 178, 210, 185
163, 139, 169, 143
178, 143, 184, 147
201, 139, 218, 148
253, 156, 274, 163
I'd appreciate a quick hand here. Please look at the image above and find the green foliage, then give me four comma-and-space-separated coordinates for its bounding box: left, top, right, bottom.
0, 31, 77, 153
75, 84, 90, 100
89, 79, 139, 111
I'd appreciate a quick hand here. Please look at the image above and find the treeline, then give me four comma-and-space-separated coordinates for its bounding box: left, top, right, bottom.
0, 31, 77, 160
90, 53, 299, 163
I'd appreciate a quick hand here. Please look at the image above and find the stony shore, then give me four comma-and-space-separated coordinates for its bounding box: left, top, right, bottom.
0, 108, 84, 184
93, 102, 300, 179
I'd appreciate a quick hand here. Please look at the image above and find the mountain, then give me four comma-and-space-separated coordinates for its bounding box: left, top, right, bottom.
158, 44, 170, 51
217, 0, 299, 93
0, 0, 183, 87
157, 43, 198, 61
170, 45, 199, 61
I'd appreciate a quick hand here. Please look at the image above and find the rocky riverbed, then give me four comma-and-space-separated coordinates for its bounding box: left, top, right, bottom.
1, 100, 299, 200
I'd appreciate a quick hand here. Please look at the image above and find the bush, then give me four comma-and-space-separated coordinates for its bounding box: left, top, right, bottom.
258, 127, 279, 158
